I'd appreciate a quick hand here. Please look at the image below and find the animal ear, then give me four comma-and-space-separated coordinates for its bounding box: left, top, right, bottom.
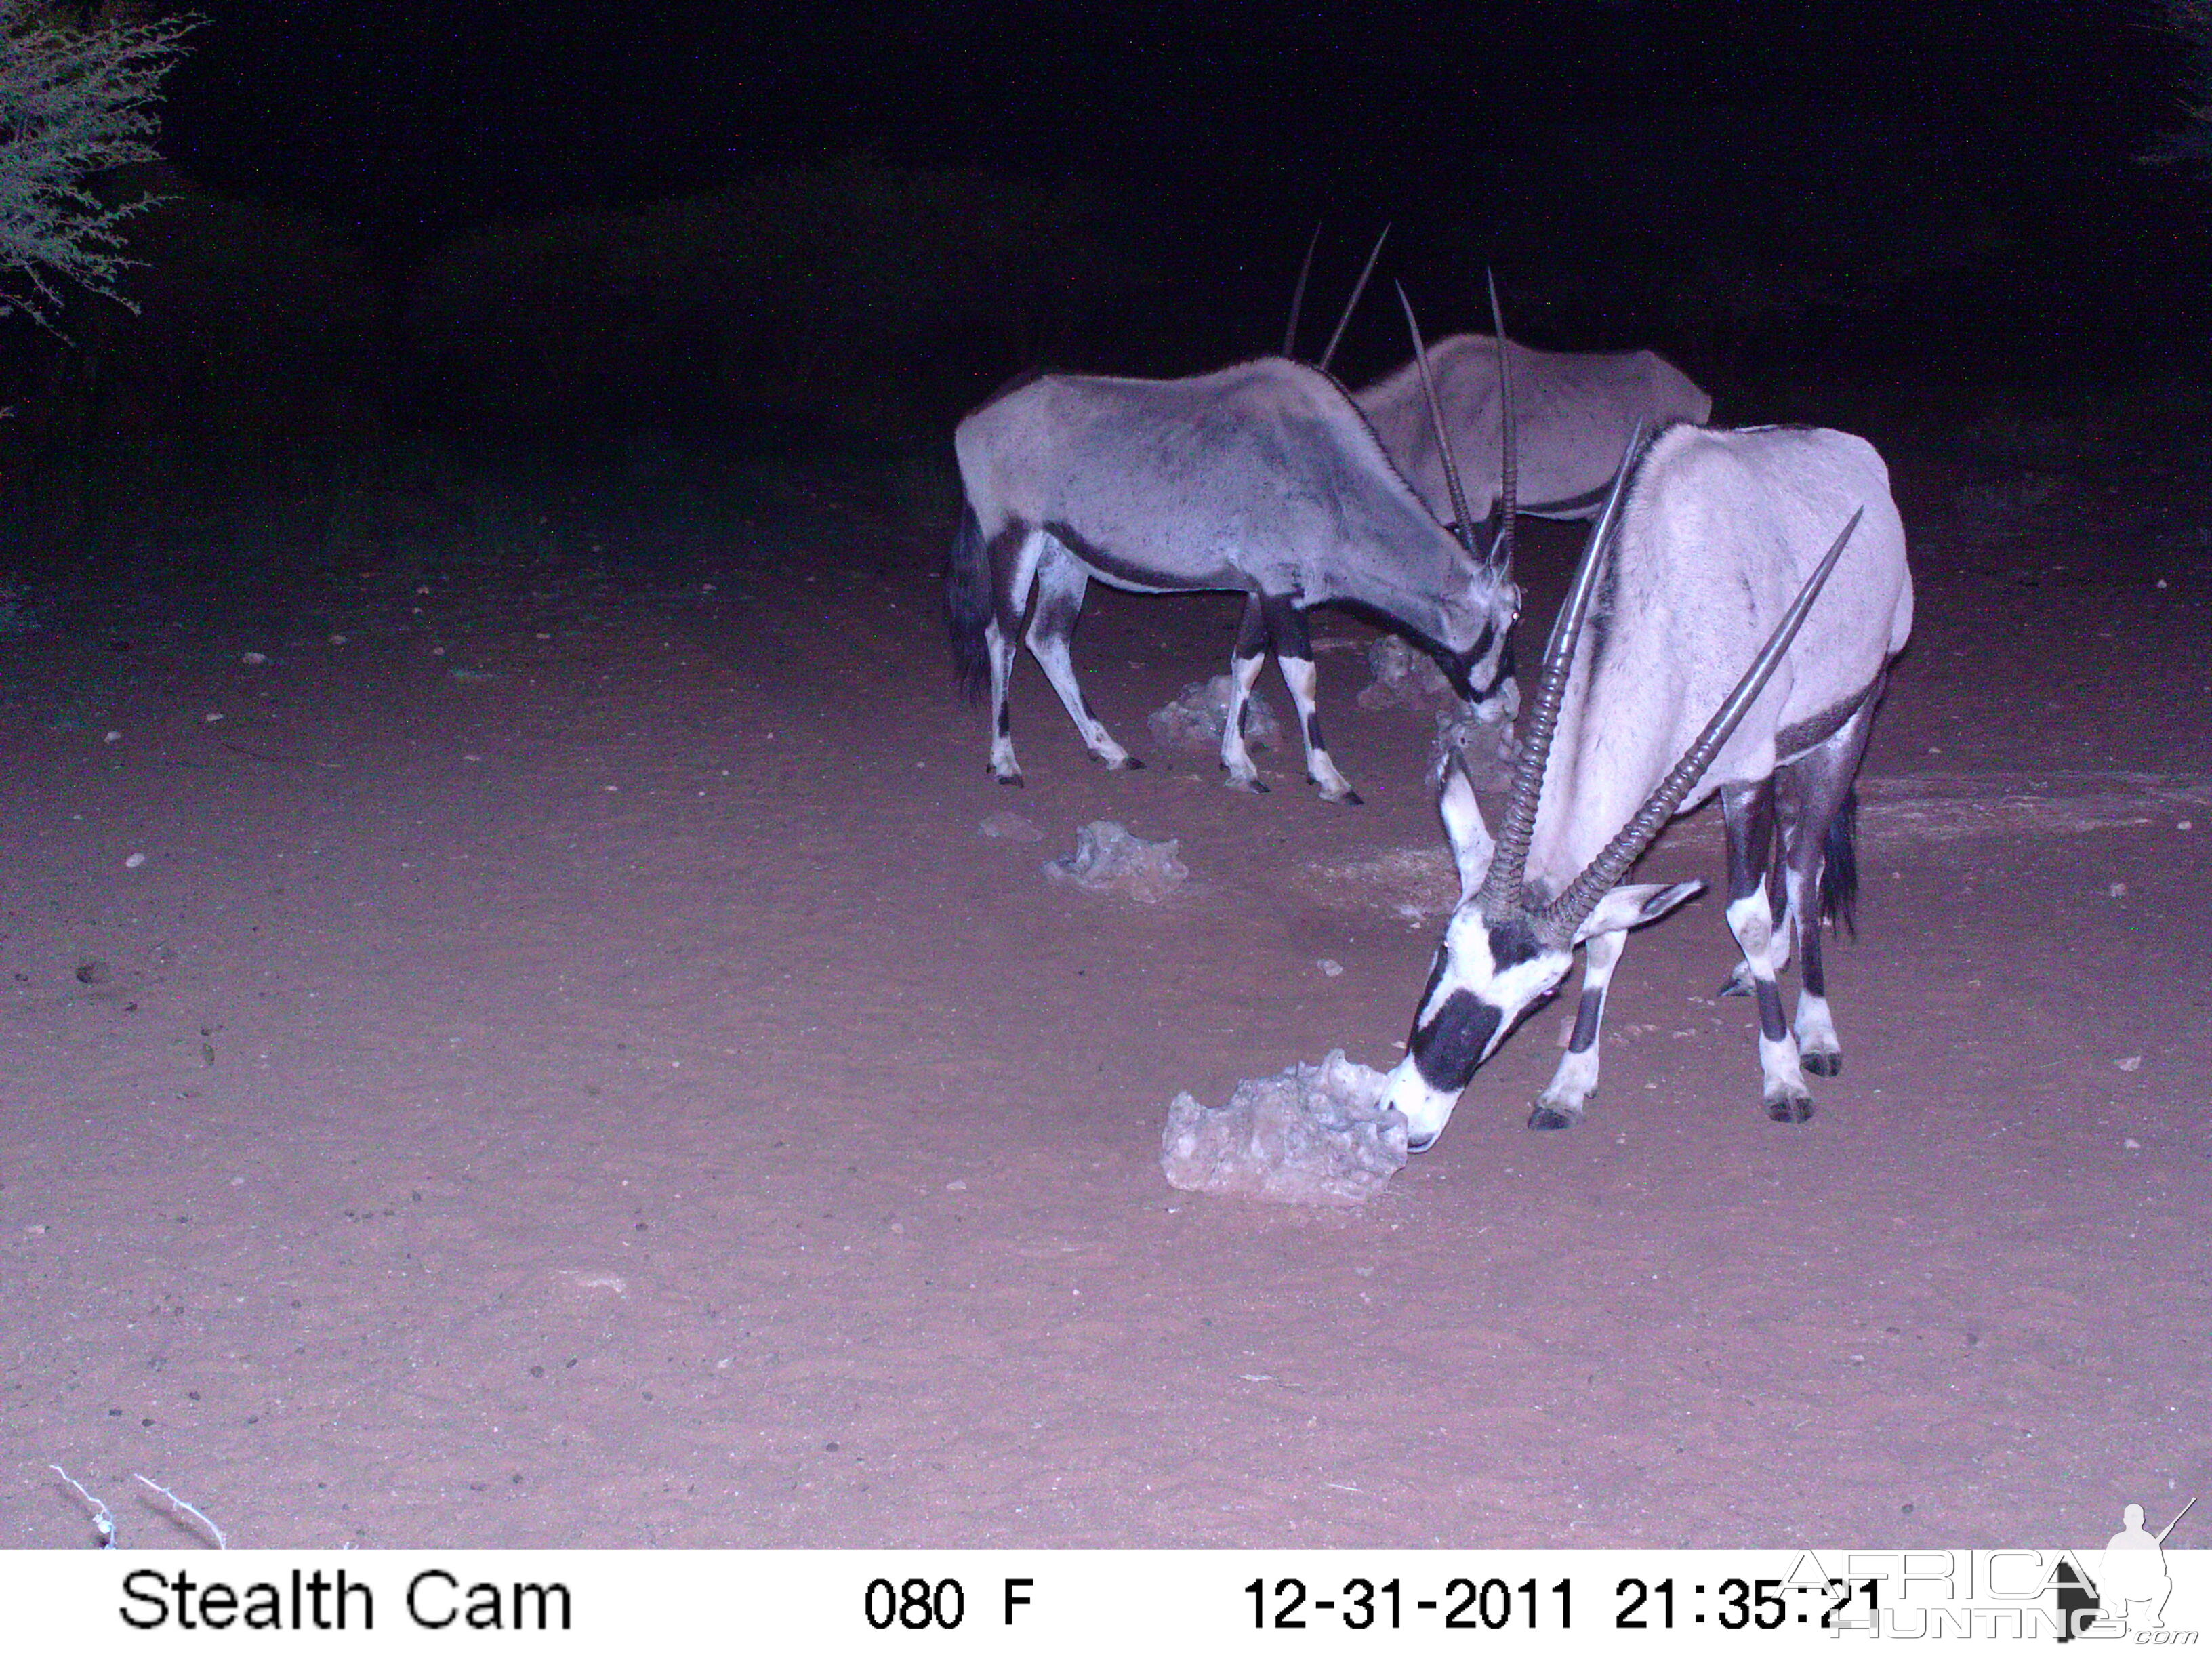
1439, 762, 1495, 897
1570, 880, 1703, 944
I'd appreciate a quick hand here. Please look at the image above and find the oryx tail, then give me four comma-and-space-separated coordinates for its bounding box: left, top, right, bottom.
947, 502, 994, 703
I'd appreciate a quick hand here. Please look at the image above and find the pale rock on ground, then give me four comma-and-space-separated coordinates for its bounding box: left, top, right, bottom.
1044, 821, 1189, 903
1161, 1050, 1407, 1207
1147, 674, 1282, 751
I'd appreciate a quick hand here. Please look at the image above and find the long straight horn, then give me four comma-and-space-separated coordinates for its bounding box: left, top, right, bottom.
1394, 281, 1477, 554
1540, 507, 1867, 943
1481, 422, 1644, 904
1318, 224, 1389, 373
1486, 269, 1517, 574
1284, 221, 1322, 359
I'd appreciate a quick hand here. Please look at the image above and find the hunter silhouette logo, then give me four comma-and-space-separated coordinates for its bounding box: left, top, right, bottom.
2058, 1496, 2196, 1640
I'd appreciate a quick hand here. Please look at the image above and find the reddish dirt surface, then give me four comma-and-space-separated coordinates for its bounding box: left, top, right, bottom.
1, 447, 2207, 1550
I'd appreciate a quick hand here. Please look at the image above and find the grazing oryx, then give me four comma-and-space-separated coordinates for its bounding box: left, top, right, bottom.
946, 340, 1517, 804
1355, 332, 1712, 536
1377, 420, 1913, 1150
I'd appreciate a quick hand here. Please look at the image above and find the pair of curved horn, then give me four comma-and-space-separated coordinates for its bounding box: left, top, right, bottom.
1537, 506, 1864, 941
1284, 223, 1390, 373
1475, 420, 1648, 909
1393, 274, 1520, 579
1466, 493, 1862, 946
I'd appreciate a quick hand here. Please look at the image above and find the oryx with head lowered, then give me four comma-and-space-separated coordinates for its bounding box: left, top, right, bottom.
1378, 419, 1913, 1150
946, 299, 1515, 804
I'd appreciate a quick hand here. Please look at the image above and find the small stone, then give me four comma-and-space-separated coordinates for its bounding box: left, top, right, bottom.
2123, 1138, 2144, 1150
124, 852, 146, 869
1317, 958, 1344, 977
2179, 820, 2195, 832
1357, 635, 1456, 710
329, 634, 347, 646
2116, 1055, 2142, 1072
104, 731, 120, 744
240, 651, 268, 665
979, 811, 1043, 842
1044, 821, 1189, 904
204, 712, 224, 723
1148, 675, 1281, 750
2108, 882, 2127, 897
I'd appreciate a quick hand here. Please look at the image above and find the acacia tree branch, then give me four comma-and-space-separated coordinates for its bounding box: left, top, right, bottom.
0, 1, 201, 330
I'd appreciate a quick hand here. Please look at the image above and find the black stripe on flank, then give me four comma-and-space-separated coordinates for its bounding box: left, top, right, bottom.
1043, 519, 1237, 593
1776, 680, 1879, 760
1412, 989, 1504, 1094
1522, 478, 1614, 517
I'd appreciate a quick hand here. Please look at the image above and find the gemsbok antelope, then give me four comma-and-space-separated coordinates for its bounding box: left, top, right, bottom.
1377, 419, 1913, 1149
1355, 331, 1712, 537
945, 300, 1516, 804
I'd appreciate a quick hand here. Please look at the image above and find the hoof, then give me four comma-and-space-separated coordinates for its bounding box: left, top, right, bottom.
994, 772, 1025, 788
1801, 1051, 1841, 1078
1527, 1104, 1580, 1131
1765, 1094, 1815, 1124
1718, 967, 1752, 998
1103, 752, 1145, 771
1223, 774, 1269, 794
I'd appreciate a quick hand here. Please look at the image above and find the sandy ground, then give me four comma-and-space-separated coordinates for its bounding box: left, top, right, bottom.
1, 443, 2206, 1551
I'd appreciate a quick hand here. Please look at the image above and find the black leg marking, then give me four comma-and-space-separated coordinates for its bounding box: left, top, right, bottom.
1566, 987, 1605, 1054
1260, 593, 1311, 657
1754, 978, 1788, 1043
1234, 593, 1269, 658
1304, 710, 1326, 752
1721, 780, 1777, 909
996, 701, 1011, 738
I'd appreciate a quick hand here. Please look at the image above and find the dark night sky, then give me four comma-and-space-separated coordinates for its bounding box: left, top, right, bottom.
161, 2, 2198, 257
9, 0, 2185, 427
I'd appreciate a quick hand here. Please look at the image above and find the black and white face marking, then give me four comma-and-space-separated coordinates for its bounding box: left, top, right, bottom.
1380, 902, 1572, 1151
1439, 583, 1520, 719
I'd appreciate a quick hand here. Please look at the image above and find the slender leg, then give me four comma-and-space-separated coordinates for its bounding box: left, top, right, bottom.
1721, 778, 1814, 1123
1025, 547, 1140, 771
1264, 594, 1361, 804
1529, 927, 1626, 1130
1778, 691, 1879, 1078
1717, 792, 1794, 996
1220, 594, 1271, 792
984, 527, 1043, 784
